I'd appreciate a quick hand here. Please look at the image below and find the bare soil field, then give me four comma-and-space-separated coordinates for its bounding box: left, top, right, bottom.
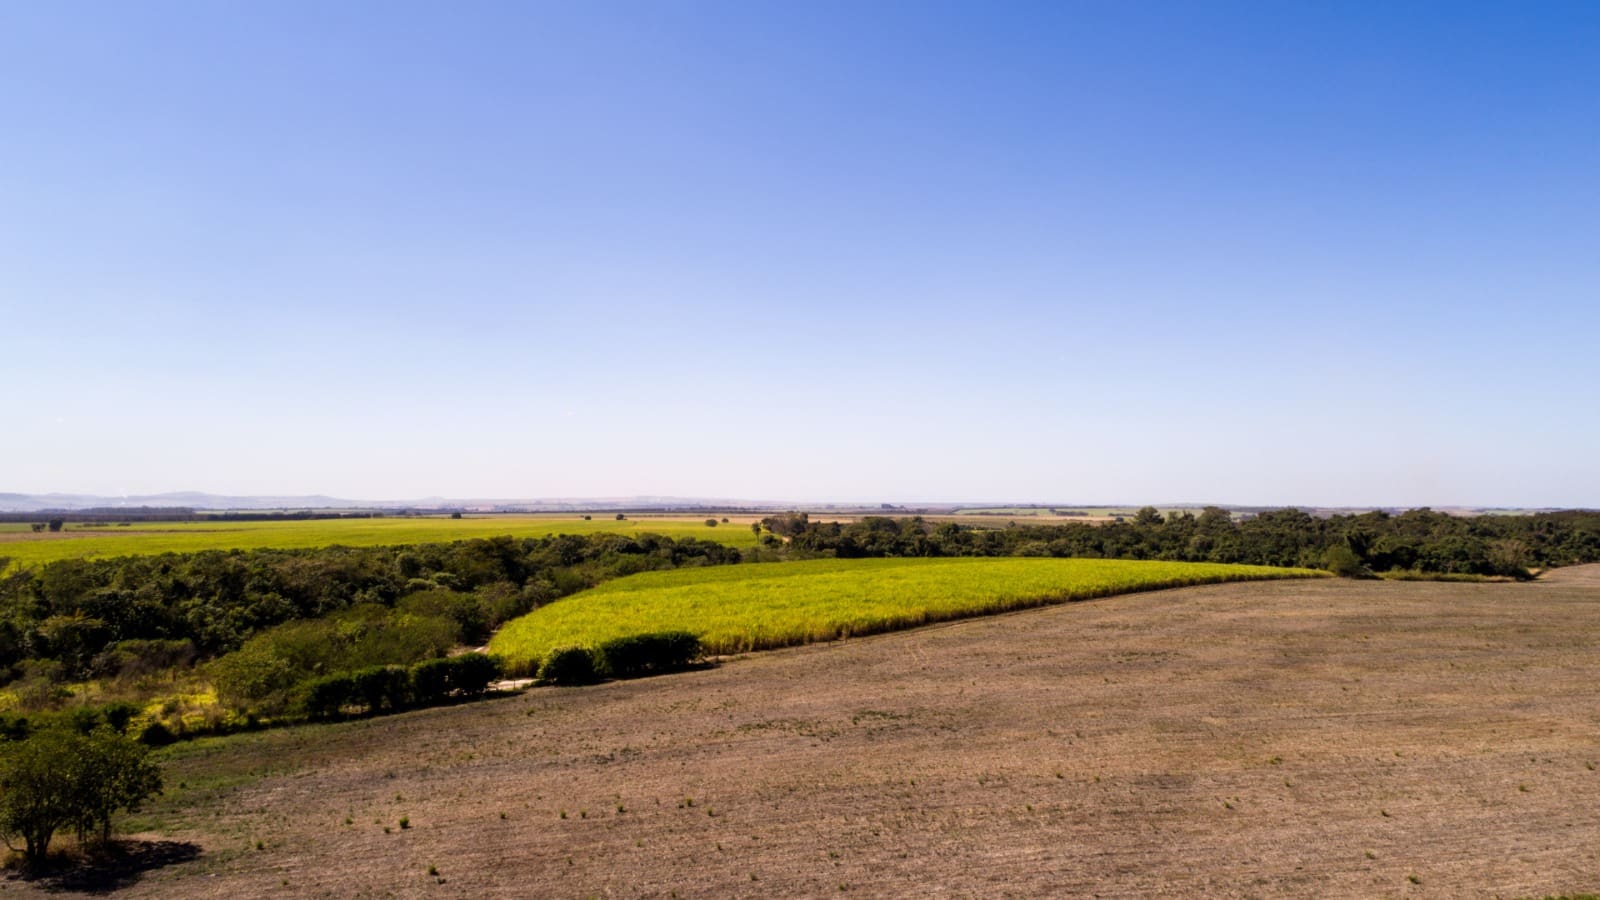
27, 568, 1600, 897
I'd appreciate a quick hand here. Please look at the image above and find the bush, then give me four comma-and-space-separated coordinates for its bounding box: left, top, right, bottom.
302, 673, 357, 720
352, 666, 411, 713
138, 721, 176, 746
449, 653, 502, 697
538, 647, 602, 686
100, 702, 139, 735
598, 632, 702, 679
211, 642, 299, 717
1324, 544, 1369, 578
409, 657, 455, 706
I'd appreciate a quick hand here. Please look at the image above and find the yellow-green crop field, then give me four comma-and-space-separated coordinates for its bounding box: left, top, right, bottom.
0, 516, 757, 570
489, 557, 1325, 662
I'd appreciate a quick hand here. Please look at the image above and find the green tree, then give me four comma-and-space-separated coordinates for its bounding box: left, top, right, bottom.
73, 728, 163, 845
0, 726, 161, 865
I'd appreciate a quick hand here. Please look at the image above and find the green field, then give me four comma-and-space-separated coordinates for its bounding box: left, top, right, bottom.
0, 516, 757, 569
490, 557, 1323, 663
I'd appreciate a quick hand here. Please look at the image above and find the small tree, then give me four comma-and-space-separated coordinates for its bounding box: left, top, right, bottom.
615, 513, 626, 521
0, 728, 78, 863
1324, 544, 1368, 578
0, 726, 162, 865
46, 520, 64, 533
705, 518, 719, 527
74, 728, 163, 845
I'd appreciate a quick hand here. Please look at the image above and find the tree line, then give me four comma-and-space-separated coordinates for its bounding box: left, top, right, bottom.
761, 508, 1600, 576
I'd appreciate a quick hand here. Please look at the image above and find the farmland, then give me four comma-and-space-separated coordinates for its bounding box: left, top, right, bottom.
49, 565, 1600, 897
0, 515, 758, 569
490, 557, 1321, 662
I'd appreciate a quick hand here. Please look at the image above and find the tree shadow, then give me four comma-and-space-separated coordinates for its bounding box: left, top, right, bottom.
6, 840, 202, 894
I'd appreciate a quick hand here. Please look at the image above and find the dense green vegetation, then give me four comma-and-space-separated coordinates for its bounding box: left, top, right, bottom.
0, 533, 740, 734
0, 515, 757, 569
489, 557, 1320, 665
760, 507, 1600, 577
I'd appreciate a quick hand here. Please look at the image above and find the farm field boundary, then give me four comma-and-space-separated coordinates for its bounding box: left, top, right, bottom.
490, 557, 1322, 663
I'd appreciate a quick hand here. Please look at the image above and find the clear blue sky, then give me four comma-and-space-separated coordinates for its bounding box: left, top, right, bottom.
4, 1, 1597, 506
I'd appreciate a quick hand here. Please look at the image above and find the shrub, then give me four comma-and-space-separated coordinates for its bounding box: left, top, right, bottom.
409, 657, 455, 706
449, 653, 502, 697
538, 647, 602, 686
352, 666, 411, 713
100, 702, 139, 735
138, 721, 176, 746
211, 642, 299, 717
598, 632, 702, 679
1324, 544, 1368, 578
302, 673, 357, 719
0, 714, 31, 742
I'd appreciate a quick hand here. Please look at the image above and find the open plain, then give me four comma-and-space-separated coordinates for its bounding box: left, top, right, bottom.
16, 567, 1600, 897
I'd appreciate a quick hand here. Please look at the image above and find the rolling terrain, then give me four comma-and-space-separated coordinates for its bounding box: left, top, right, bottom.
32, 567, 1600, 897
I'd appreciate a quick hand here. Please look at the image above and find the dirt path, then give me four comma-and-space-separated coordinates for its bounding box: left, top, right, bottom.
44, 569, 1600, 897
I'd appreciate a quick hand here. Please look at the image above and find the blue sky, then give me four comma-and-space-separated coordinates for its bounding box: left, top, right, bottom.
3, 1, 1597, 506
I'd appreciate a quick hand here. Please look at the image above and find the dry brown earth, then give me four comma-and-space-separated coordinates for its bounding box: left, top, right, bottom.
21, 567, 1600, 897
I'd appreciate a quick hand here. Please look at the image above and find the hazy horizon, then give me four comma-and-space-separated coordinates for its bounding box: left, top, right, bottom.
0, 488, 1585, 513
6, 2, 1597, 507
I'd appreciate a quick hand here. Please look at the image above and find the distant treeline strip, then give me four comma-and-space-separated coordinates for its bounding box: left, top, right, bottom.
759, 507, 1600, 577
